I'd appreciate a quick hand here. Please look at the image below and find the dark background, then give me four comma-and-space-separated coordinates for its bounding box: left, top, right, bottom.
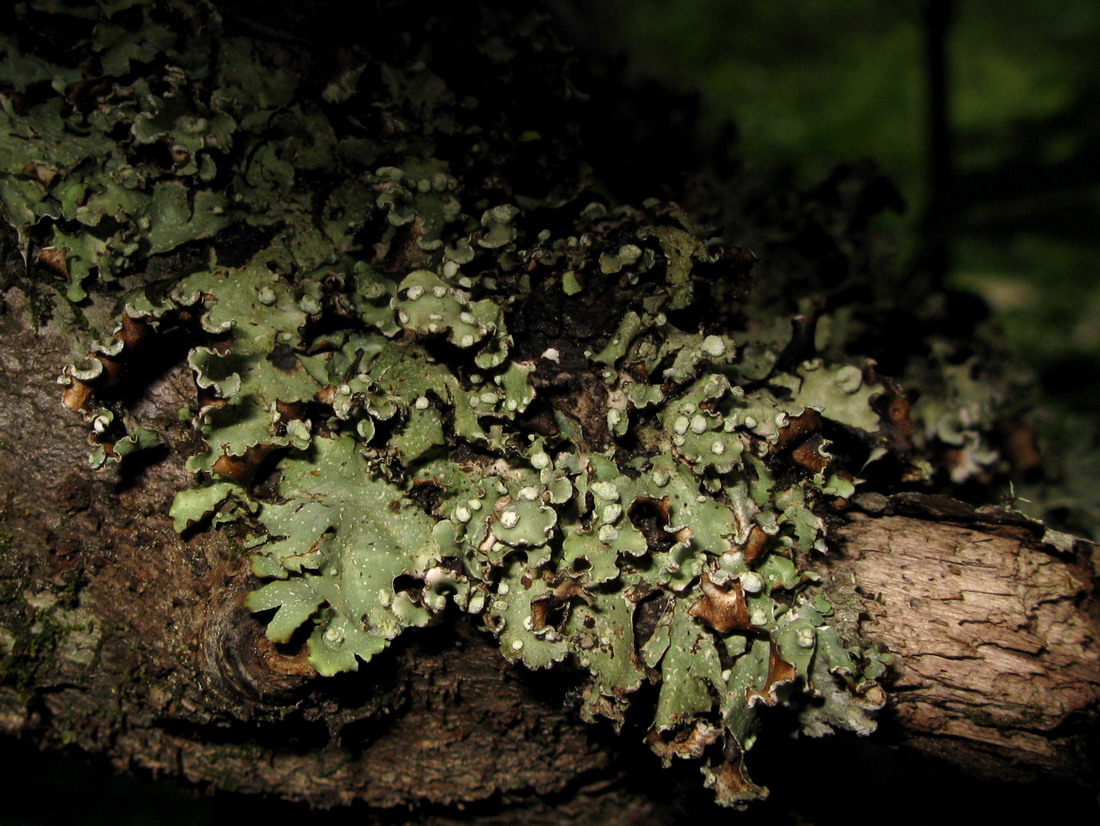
579, 0, 1100, 541
589, 0, 1100, 398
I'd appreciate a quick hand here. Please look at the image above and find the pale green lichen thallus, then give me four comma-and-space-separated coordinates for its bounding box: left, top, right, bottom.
0, 0, 1023, 806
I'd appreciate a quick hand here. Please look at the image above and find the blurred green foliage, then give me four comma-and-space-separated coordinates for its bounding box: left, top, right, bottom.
950, 1, 1100, 402
592, 0, 1100, 385
592, 0, 1100, 533
592, 0, 926, 198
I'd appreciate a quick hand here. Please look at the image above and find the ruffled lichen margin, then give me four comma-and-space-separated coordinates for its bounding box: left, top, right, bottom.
1, 0, 1023, 806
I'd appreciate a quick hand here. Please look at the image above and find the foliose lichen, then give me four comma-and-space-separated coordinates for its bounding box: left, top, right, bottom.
2, 0, 1020, 805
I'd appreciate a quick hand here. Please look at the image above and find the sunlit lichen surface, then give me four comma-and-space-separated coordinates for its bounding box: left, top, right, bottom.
1, 0, 1021, 806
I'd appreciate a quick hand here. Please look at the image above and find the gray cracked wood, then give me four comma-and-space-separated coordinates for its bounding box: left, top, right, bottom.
830, 512, 1099, 779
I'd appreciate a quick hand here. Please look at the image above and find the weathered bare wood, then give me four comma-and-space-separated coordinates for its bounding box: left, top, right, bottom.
830, 511, 1099, 780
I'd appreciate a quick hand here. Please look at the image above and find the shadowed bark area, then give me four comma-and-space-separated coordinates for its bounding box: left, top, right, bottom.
1, 283, 1097, 820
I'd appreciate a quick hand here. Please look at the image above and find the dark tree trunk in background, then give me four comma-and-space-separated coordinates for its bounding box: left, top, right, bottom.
919, 0, 956, 290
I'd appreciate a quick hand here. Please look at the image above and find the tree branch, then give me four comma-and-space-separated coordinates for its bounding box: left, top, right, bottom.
1, 294, 1096, 819
828, 502, 1099, 780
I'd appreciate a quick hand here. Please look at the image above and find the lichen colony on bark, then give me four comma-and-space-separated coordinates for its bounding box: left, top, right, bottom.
0, 0, 1077, 810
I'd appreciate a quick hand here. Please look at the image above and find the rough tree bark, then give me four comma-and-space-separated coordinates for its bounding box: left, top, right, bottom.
0, 2, 1097, 822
